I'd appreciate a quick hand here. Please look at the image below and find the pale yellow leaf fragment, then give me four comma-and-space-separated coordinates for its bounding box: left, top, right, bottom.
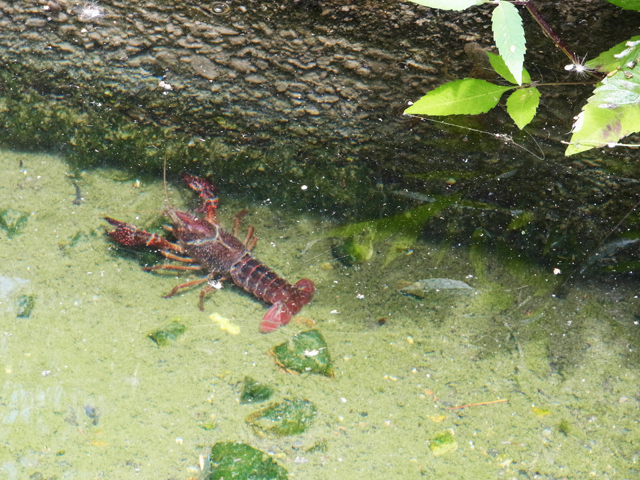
427, 415, 447, 423
210, 312, 241, 334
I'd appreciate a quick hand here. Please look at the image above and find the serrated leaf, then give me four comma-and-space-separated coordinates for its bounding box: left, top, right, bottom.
566, 63, 640, 155
486, 52, 531, 85
405, 79, 512, 116
605, 0, 640, 11
492, 1, 526, 85
506, 87, 540, 129
408, 0, 487, 10
585, 35, 640, 73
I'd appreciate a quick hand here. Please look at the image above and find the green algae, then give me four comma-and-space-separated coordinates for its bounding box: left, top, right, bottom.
429, 431, 458, 456
332, 228, 375, 266
328, 194, 461, 267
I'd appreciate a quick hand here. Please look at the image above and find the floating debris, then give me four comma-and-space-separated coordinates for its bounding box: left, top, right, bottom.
0, 209, 29, 237
271, 329, 333, 377
399, 278, 476, 299
207, 441, 288, 480
240, 376, 274, 404
16, 294, 35, 319
148, 319, 185, 346
210, 312, 240, 335
245, 398, 316, 436
199, 420, 216, 431
429, 431, 458, 456
84, 404, 100, 426
558, 418, 571, 435
532, 406, 550, 417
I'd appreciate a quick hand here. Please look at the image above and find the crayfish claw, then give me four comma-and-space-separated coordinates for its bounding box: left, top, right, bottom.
104, 217, 151, 246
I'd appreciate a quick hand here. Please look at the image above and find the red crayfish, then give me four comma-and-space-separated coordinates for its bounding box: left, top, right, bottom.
104, 173, 315, 332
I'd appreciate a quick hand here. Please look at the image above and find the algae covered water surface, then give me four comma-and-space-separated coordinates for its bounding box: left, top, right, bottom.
0, 151, 639, 479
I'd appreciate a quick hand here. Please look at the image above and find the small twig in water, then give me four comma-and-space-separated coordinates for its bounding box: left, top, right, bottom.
72, 182, 84, 205
445, 398, 509, 410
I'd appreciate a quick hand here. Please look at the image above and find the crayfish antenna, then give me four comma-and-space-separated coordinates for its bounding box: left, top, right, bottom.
261, 302, 292, 333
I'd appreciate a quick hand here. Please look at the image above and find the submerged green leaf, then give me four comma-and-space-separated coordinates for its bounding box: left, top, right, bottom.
405, 79, 512, 116
148, 320, 186, 346
486, 52, 531, 85
240, 377, 274, 404
16, 295, 36, 319
208, 442, 287, 480
506, 87, 540, 129
566, 62, 640, 155
272, 329, 333, 377
491, 1, 526, 85
408, 0, 486, 10
246, 398, 317, 436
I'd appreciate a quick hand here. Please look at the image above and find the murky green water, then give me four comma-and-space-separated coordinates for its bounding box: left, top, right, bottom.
0, 151, 638, 479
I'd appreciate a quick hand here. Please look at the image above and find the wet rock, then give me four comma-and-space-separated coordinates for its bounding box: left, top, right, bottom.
0, 0, 634, 225
190, 55, 219, 80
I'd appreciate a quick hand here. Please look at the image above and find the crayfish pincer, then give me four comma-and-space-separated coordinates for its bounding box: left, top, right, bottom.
104, 173, 315, 333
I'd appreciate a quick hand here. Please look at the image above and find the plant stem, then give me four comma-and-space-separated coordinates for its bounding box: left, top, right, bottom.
513, 0, 578, 63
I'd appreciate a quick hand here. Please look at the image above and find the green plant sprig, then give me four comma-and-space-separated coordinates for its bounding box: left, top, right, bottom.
407, 0, 640, 155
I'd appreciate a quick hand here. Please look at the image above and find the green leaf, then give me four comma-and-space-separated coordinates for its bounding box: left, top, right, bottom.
585, 36, 640, 73
405, 79, 512, 116
604, 0, 640, 11
486, 52, 531, 85
491, 1, 526, 85
506, 87, 540, 129
408, 0, 486, 10
209, 442, 288, 480
566, 62, 640, 155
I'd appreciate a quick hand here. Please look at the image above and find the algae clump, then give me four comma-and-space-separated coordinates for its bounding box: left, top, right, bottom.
0, 209, 29, 238
430, 431, 458, 456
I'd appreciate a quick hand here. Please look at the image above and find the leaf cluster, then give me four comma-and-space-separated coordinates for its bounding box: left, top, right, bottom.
405, 52, 540, 129
406, 0, 640, 156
